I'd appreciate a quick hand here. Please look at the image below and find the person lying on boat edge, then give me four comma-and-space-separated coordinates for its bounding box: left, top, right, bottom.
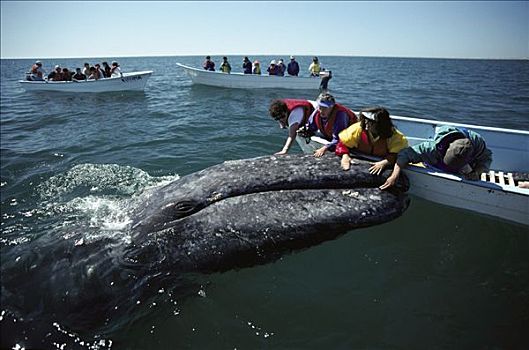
380, 125, 493, 190
268, 93, 356, 156
336, 107, 408, 174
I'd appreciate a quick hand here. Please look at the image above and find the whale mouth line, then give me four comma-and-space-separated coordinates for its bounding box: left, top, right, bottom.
155, 186, 395, 234
166, 184, 388, 221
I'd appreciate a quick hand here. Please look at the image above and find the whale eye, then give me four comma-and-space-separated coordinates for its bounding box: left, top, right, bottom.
161, 200, 199, 220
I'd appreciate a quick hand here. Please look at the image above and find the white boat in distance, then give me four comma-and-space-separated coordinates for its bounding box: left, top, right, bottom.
177, 63, 324, 90
18, 71, 153, 92
296, 114, 529, 226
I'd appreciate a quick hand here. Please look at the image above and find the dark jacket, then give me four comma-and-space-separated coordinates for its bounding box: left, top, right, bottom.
243, 60, 252, 74
287, 61, 300, 76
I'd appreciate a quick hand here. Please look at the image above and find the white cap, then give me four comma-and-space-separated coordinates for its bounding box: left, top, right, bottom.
35, 60, 42, 64
54, 65, 60, 69
278, 59, 283, 63
270, 60, 277, 65
361, 111, 376, 120
290, 55, 295, 59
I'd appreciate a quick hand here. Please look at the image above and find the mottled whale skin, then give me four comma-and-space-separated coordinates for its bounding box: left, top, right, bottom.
127, 154, 409, 273
1, 154, 409, 346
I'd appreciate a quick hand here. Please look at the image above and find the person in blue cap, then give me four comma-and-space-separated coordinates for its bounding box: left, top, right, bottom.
302, 93, 356, 157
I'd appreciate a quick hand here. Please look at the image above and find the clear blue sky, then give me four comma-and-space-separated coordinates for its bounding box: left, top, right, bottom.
1, 1, 527, 59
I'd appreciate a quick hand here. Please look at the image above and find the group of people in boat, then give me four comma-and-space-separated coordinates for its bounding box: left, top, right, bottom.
269, 93, 496, 190
26, 60, 122, 82
203, 56, 323, 77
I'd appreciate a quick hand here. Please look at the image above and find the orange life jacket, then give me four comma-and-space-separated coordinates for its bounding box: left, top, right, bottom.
358, 130, 389, 157
313, 104, 357, 140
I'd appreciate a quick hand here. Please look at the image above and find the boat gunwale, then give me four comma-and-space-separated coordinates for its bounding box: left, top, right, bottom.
302, 113, 529, 195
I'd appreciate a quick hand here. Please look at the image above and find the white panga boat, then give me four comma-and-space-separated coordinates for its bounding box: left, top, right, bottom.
295, 115, 529, 226
18, 71, 153, 92
177, 63, 325, 90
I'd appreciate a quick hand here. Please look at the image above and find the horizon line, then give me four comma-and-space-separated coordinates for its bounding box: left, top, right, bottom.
2, 53, 528, 61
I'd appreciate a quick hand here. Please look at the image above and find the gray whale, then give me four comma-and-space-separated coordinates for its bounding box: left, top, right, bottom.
127, 154, 410, 272
1, 154, 409, 347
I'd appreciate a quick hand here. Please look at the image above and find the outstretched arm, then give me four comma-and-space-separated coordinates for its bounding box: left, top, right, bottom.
379, 147, 422, 190
275, 123, 299, 155
379, 162, 404, 190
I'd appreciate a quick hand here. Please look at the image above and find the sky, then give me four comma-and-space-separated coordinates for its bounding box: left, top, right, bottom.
1, 1, 528, 60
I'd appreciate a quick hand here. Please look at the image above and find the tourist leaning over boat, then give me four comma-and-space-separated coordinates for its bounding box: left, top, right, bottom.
27, 60, 45, 81
203, 56, 215, 71
336, 107, 408, 172
252, 60, 261, 75
308, 56, 321, 77
287, 55, 299, 76
269, 98, 318, 155
242, 56, 252, 74
72, 67, 87, 81
220, 57, 232, 73
380, 125, 493, 190
110, 61, 122, 77
301, 93, 357, 158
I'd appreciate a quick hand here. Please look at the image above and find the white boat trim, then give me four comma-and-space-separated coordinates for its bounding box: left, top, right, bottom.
296, 115, 529, 226
177, 63, 323, 90
18, 71, 153, 92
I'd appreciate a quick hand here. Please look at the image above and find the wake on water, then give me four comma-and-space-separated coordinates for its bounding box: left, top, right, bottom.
1, 163, 188, 349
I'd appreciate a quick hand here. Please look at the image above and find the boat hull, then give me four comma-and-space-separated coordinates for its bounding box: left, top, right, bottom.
295, 115, 529, 226
18, 71, 153, 92
177, 63, 322, 90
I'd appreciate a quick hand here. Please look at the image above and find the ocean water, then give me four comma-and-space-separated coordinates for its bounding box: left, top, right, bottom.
1, 56, 528, 349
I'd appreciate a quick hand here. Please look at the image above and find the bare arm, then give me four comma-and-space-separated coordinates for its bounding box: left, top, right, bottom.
275, 123, 299, 155
379, 162, 404, 190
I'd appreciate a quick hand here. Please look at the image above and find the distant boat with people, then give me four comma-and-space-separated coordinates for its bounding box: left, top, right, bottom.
19, 70, 153, 93
177, 63, 329, 90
